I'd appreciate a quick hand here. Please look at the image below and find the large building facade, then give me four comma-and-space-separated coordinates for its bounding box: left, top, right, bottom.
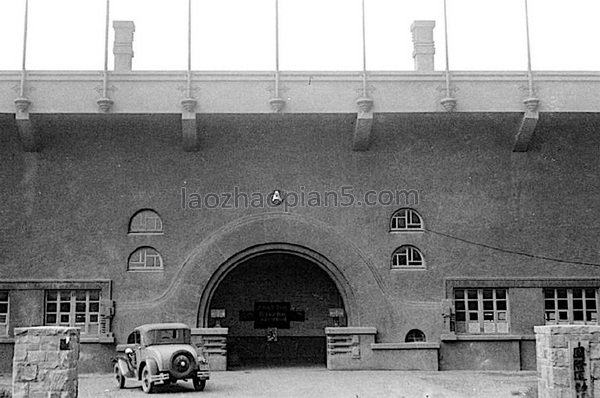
1, 21, 600, 373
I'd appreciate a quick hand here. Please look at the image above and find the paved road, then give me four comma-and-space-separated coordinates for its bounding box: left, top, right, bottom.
71, 368, 537, 398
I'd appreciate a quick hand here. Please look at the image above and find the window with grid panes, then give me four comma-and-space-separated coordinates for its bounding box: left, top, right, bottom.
129, 209, 163, 234
454, 288, 509, 334
128, 247, 163, 271
390, 209, 423, 231
391, 245, 424, 268
0, 291, 8, 335
544, 288, 598, 324
45, 290, 101, 334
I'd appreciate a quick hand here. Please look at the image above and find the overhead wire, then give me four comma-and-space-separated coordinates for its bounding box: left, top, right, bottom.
424, 227, 600, 267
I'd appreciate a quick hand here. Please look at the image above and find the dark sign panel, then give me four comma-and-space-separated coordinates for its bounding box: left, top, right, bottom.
573, 344, 588, 397
254, 302, 290, 329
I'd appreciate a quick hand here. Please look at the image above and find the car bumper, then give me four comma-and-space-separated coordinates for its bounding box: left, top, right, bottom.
196, 370, 210, 380
151, 370, 210, 384
150, 372, 171, 384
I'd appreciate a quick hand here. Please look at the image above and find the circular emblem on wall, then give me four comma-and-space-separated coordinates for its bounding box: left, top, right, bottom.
269, 190, 283, 206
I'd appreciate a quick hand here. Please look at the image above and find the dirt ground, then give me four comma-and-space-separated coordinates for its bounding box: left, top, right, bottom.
1, 367, 538, 398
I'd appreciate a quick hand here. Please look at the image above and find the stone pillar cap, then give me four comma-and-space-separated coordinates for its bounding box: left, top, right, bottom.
113, 20, 135, 30
14, 326, 80, 336
411, 20, 436, 31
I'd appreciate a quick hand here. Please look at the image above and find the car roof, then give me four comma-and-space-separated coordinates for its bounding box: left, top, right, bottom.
134, 323, 191, 333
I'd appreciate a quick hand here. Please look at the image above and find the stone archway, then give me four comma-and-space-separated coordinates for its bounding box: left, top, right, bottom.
200, 245, 350, 367
197, 243, 355, 329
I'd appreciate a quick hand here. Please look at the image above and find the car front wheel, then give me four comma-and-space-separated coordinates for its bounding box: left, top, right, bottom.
141, 367, 155, 394
114, 364, 125, 389
193, 377, 206, 391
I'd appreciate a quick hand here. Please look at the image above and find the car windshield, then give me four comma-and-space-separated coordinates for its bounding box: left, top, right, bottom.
144, 328, 190, 346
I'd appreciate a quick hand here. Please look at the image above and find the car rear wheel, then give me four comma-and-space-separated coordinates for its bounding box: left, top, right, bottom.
193, 377, 206, 391
114, 364, 125, 389
141, 367, 155, 394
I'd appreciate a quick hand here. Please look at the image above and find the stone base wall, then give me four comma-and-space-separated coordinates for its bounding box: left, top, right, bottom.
325, 327, 439, 370
192, 328, 228, 371
535, 325, 600, 398
12, 327, 80, 398
439, 340, 522, 371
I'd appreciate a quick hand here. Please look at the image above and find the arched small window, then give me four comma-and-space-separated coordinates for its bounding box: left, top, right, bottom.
405, 329, 426, 342
129, 209, 163, 234
390, 208, 423, 231
128, 247, 164, 271
391, 245, 424, 268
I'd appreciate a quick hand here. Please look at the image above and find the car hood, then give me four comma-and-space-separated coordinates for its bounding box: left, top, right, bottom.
145, 344, 197, 370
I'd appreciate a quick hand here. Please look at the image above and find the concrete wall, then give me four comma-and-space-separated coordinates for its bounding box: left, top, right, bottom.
440, 341, 521, 371
509, 288, 545, 335
1, 112, 600, 371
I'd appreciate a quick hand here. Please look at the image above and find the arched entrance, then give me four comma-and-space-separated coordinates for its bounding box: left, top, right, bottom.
201, 245, 349, 368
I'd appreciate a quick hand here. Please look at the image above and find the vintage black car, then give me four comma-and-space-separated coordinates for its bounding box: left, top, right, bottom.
113, 323, 210, 393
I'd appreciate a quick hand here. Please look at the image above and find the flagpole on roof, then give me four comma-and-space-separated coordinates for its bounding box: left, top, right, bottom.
102, 0, 110, 98
269, 0, 285, 111
440, 0, 457, 112
361, 0, 367, 98
443, 0, 450, 98
19, 0, 29, 98
180, 0, 197, 114
522, 0, 539, 112
187, 0, 192, 98
355, 0, 373, 113
95, 0, 114, 112
275, 0, 280, 98
524, 0, 534, 97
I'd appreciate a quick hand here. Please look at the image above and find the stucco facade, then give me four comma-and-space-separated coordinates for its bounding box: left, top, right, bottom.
1, 109, 599, 372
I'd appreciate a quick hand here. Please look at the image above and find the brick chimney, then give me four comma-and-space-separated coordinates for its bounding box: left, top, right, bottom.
411, 21, 436, 72
113, 21, 135, 72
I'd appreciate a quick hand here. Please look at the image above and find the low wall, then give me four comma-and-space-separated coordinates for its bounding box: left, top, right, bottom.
370, 343, 439, 370
326, 327, 439, 370
191, 328, 228, 371
1, 341, 114, 374
78, 343, 115, 373
439, 334, 537, 371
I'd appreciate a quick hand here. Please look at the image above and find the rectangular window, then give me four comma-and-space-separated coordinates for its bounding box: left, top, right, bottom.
0, 291, 8, 336
45, 290, 101, 334
454, 288, 509, 334
544, 288, 598, 325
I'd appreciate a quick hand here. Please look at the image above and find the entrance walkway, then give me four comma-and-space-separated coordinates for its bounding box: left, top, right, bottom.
0, 367, 538, 397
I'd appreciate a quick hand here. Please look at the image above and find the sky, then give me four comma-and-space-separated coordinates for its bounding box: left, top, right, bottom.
0, 0, 599, 72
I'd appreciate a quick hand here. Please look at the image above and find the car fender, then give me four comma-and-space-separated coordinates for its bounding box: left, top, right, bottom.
140, 358, 159, 380
116, 357, 135, 378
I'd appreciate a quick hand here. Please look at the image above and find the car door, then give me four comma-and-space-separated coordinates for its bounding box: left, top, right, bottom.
117, 331, 140, 377
124, 331, 142, 373
129, 331, 142, 368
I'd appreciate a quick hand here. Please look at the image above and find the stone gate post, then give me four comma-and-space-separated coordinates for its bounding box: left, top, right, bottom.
535, 325, 600, 398
12, 326, 80, 398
